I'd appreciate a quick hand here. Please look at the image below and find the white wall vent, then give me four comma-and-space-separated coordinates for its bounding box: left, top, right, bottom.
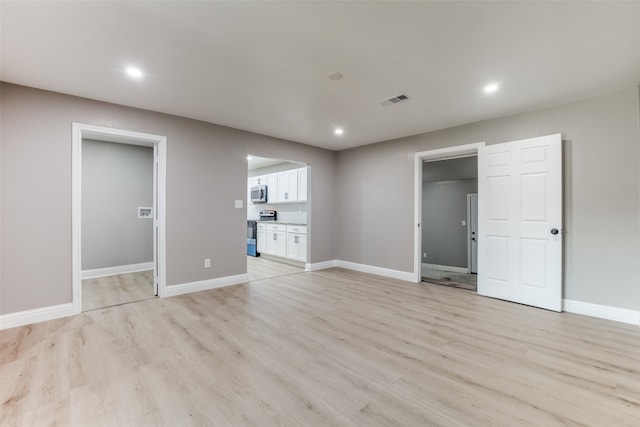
381, 94, 409, 106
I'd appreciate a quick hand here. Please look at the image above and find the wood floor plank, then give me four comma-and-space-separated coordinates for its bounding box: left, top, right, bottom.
82, 270, 155, 312
2, 267, 640, 426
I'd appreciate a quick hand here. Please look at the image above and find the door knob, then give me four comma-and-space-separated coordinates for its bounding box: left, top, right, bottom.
550, 228, 559, 235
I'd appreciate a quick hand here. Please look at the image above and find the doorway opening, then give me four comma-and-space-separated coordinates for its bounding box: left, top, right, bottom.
413, 143, 484, 287
246, 155, 309, 282
72, 124, 167, 314
421, 156, 478, 291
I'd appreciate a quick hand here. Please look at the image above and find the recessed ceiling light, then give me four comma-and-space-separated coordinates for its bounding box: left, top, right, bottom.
484, 83, 499, 94
126, 67, 143, 79
334, 128, 344, 136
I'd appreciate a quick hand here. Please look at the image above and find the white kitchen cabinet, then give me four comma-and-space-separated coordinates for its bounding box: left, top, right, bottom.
298, 167, 308, 202
277, 169, 298, 202
251, 168, 307, 205
266, 173, 278, 203
286, 225, 307, 262
256, 223, 266, 254
266, 223, 287, 257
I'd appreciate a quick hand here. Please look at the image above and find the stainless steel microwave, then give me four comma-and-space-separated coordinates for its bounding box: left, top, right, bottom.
250, 185, 267, 203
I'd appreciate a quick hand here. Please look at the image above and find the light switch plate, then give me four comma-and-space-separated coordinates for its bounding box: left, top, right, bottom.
235, 200, 243, 208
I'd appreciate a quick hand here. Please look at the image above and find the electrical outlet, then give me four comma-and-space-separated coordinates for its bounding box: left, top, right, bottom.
461, 220, 466, 226
423, 252, 427, 258
204, 258, 211, 268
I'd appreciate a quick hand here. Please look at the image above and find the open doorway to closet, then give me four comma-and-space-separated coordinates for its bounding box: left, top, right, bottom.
413, 142, 484, 290
419, 152, 479, 291
72, 123, 167, 314
81, 140, 155, 310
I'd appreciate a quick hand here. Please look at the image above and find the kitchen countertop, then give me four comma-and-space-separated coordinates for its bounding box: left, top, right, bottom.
254, 220, 307, 226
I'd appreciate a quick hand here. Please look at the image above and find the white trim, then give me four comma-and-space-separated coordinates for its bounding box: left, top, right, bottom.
81, 262, 154, 280
563, 299, 640, 326
0, 303, 75, 330
72, 124, 82, 314
422, 263, 469, 274
414, 142, 485, 283
466, 193, 478, 274
163, 274, 249, 298
156, 139, 167, 298
306, 260, 338, 271
336, 260, 414, 282
72, 123, 167, 312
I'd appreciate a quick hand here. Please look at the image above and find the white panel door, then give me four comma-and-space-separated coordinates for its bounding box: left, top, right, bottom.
478, 134, 562, 311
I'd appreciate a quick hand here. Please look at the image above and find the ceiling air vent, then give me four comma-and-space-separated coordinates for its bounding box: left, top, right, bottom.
381, 94, 409, 106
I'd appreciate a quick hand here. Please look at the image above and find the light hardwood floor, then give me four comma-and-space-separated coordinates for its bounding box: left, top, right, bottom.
247, 255, 304, 281
82, 270, 155, 311
421, 267, 477, 291
2, 268, 639, 426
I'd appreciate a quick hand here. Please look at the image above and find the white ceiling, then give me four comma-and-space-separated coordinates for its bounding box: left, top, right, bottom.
2, 1, 640, 151
247, 156, 287, 171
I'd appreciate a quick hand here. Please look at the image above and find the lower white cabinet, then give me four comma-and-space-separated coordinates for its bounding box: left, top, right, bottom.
257, 223, 307, 262
286, 225, 307, 262
256, 223, 266, 253
265, 224, 287, 258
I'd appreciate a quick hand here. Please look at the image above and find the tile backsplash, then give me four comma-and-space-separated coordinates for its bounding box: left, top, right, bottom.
248, 202, 307, 224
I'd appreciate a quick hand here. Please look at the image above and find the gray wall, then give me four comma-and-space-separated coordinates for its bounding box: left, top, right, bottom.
82, 139, 153, 270
1, 82, 639, 314
336, 87, 640, 311
422, 179, 477, 268
0, 83, 336, 314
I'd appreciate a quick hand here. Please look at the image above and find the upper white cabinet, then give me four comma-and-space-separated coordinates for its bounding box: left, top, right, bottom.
266, 173, 278, 204
248, 167, 308, 204
298, 167, 308, 202
277, 169, 298, 203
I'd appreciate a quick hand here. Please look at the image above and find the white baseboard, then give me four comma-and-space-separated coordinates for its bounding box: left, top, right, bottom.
82, 262, 154, 279
0, 303, 75, 330
163, 274, 249, 298
336, 260, 415, 282
563, 299, 640, 326
306, 260, 338, 271
422, 263, 469, 274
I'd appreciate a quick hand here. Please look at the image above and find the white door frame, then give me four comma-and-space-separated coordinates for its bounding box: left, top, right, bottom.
413, 142, 485, 282
72, 123, 167, 314
467, 193, 478, 274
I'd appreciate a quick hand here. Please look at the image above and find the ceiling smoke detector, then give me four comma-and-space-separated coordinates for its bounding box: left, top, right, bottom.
381, 94, 409, 106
